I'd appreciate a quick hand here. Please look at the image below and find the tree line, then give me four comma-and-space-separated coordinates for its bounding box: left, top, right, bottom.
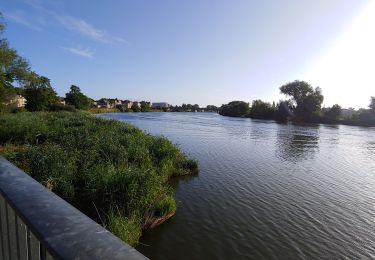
219, 80, 375, 126
169, 104, 218, 112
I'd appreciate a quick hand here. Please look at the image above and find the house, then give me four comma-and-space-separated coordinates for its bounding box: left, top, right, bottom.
8, 95, 26, 108
341, 108, 356, 118
113, 98, 122, 106
97, 99, 113, 108
132, 101, 141, 108
59, 97, 66, 106
122, 100, 133, 109
151, 102, 170, 109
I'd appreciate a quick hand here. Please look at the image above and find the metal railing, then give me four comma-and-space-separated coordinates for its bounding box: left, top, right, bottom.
0, 157, 147, 260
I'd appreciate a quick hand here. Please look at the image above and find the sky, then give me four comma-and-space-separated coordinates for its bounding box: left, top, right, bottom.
0, 0, 374, 108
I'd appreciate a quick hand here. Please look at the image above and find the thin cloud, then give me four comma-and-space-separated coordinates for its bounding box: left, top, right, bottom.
60, 46, 93, 58
4, 11, 43, 31
6, 2, 128, 45
57, 15, 126, 44
112, 36, 130, 45
24, 0, 63, 9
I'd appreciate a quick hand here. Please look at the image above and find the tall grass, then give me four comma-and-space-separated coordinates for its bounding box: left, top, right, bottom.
0, 111, 198, 245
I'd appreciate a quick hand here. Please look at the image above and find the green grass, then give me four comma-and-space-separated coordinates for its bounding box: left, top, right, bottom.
0, 111, 198, 246
107, 210, 142, 246
155, 195, 177, 216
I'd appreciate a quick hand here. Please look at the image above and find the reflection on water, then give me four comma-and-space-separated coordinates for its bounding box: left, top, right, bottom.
366, 142, 375, 155
276, 123, 320, 162
98, 113, 375, 260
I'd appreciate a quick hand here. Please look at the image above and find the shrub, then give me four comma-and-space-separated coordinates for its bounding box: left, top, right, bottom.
48, 103, 76, 112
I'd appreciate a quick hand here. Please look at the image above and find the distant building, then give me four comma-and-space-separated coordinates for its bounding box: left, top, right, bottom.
341, 108, 356, 118
122, 100, 133, 109
132, 101, 141, 108
8, 95, 26, 108
59, 97, 66, 106
151, 102, 169, 109
113, 98, 122, 106
95, 98, 154, 109
97, 99, 113, 108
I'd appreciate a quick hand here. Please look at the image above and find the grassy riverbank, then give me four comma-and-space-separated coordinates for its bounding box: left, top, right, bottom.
0, 111, 198, 245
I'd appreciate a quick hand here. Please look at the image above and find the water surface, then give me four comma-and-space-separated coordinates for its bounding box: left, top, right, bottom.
98, 112, 375, 259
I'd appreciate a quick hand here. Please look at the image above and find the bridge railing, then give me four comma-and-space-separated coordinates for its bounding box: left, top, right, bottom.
0, 157, 147, 260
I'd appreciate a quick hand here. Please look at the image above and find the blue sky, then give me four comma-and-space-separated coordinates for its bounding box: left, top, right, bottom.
1, 0, 373, 108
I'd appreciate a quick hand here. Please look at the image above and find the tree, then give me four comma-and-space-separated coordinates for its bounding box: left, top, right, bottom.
65, 85, 92, 110
280, 80, 324, 120
140, 101, 151, 112
219, 101, 249, 117
206, 105, 218, 112
24, 75, 58, 111
324, 104, 342, 121
249, 100, 276, 119
131, 103, 140, 112
0, 13, 4, 33
276, 101, 293, 121
181, 103, 194, 112
0, 13, 33, 111
369, 97, 375, 112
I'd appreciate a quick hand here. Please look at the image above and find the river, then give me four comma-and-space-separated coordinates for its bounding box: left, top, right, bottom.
98, 112, 375, 259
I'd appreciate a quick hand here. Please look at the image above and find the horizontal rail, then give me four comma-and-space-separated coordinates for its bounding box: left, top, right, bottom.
0, 157, 147, 260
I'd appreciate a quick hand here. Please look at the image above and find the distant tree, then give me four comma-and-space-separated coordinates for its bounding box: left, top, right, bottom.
280, 80, 324, 120
192, 104, 200, 111
276, 101, 293, 121
0, 13, 4, 33
323, 104, 342, 121
370, 97, 375, 112
140, 101, 151, 112
206, 105, 218, 112
249, 100, 276, 119
65, 85, 92, 110
171, 105, 185, 112
219, 101, 249, 117
24, 76, 58, 111
181, 103, 193, 111
131, 103, 141, 112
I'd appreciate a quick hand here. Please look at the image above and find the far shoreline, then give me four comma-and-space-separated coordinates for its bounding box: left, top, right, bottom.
96, 110, 375, 128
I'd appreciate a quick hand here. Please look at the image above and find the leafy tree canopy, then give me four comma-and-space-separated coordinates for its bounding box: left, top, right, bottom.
324, 104, 342, 121
131, 103, 141, 112
249, 100, 276, 119
280, 80, 323, 120
219, 101, 249, 117
0, 13, 34, 111
370, 97, 375, 112
140, 101, 151, 112
65, 85, 92, 110
276, 101, 293, 121
206, 105, 218, 112
24, 75, 58, 111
